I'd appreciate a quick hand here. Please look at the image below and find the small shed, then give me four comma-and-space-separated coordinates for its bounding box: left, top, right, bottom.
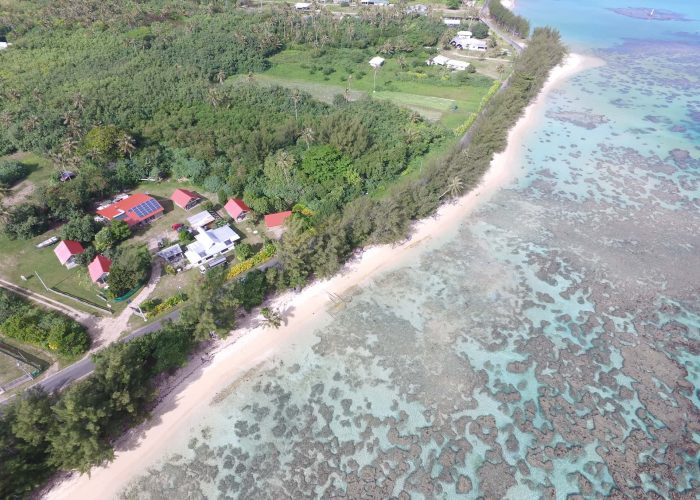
157, 244, 184, 263
295, 2, 311, 9
54, 240, 84, 269
443, 18, 461, 26
224, 198, 250, 221
369, 56, 385, 68
187, 210, 215, 229
264, 211, 293, 229
88, 255, 112, 285
171, 188, 202, 210
428, 55, 450, 66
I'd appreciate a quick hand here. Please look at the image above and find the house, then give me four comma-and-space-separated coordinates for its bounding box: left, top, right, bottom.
457, 31, 473, 38
54, 240, 84, 269
96, 193, 164, 226
466, 38, 488, 51
224, 198, 250, 221
157, 244, 184, 264
360, 0, 389, 5
264, 210, 293, 229
368, 56, 385, 68
446, 59, 470, 71
450, 34, 487, 51
171, 188, 202, 211
187, 210, 216, 229
184, 225, 240, 266
294, 2, 311, 9
444, 18, 461, 26
88, 255, 112, 285
427, 55, 450, 66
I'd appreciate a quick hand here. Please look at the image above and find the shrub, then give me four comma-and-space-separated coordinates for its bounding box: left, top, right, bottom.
226, 243, 276, 281
0, 160, 28, 187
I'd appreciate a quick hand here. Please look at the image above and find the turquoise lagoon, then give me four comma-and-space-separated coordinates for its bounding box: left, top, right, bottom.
123, 1, 700, 498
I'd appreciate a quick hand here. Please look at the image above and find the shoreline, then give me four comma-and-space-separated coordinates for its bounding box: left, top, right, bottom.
45, 52, 604, 500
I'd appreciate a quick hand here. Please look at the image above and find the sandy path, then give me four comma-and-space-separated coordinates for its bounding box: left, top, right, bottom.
45, 52, 604, 500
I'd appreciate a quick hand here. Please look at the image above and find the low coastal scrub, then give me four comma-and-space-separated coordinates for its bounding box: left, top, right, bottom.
0, 289, 89, 356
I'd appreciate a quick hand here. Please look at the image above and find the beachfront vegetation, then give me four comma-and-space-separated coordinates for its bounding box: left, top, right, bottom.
489, 0, 531, 38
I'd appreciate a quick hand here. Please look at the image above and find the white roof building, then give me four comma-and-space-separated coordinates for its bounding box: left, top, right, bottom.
294, 2, 311, 9
369, 56, 385, 68
446, 59, 471, 71
457, 31, 473, 38
465, 38, 488, 51
428, 55, 450, 66
187, 210, 215, 229
444, 18, 461, 26
0, 42, 11, 50
184, 225, 240, 266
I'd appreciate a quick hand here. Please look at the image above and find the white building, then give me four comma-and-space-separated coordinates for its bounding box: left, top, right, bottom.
184, 225, 240, 266
187, 210, 215, 229
428, 55, 470, 71
0, 42, 11, 51
451, 36, 488, 51
427, 55, 450, 66
457, 31, 473, 38
369, 56, 385, 68
446, 59, 470, 71
443, 18, 461, 26
294, 2, 311, 9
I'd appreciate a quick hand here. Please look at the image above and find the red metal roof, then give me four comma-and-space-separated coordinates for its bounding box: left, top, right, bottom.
54, 240, 84, 264
88, 255, 112, 282
96, 193, 163, 226
264, 210, 293, 228
224, 198, 250, 219
171, 188, 201, 209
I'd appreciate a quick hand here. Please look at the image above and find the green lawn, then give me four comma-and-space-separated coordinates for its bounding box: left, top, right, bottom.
257, 48, 496, 129
0, 352, 24, 386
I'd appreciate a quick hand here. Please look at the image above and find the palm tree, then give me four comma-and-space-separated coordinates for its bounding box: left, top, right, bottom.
300, 127, 314, 150
291, 88, 301, 121
22, 115, 40, 132
216, 70, 226, 84
207, 88, 222, 108
441, 176, 464, 199
260, 307, 282, 329
117, 133, 136, 158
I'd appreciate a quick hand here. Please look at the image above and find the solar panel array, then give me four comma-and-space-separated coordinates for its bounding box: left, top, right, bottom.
129, 199, 162, 218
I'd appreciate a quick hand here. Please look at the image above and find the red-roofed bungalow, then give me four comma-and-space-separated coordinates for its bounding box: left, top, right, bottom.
88, 255, 112, 285
54, 240, 84, 269
224, 198, 250, 221
264, 210, 293, 228
97, 193, 164, 226
171, 188, 202, 211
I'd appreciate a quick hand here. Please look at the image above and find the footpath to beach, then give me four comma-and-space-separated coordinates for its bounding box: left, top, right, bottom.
46, 52, 604, 500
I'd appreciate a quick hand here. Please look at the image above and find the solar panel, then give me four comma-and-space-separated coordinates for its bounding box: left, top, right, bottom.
129, 199, 161, 218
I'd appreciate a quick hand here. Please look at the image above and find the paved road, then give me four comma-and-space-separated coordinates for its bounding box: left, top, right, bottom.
481, 0, 525, 54
13, 257, 280, 396
26, 310, 182, 395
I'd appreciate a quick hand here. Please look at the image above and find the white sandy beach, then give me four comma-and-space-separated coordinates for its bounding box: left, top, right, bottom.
45, 52, 604, 500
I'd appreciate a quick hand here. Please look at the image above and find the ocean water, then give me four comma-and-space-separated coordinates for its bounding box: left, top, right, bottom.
122, 1, 700, 498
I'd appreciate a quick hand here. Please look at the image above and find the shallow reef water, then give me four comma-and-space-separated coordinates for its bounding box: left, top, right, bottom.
121, 1, 700, 498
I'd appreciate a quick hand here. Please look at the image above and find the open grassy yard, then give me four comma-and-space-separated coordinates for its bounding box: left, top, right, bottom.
258, 47, 497, 129
0, 229, 121, 314
0, 352, 24, 387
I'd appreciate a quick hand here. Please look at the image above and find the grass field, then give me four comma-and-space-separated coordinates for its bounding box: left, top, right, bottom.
0, 352, 24, 386
257, 48, 497, 129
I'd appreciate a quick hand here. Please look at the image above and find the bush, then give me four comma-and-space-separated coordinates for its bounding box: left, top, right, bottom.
234, 242, 254, 261
226, 243, 276, 281
0, 160, 28, 187
0, 290, 90, 356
